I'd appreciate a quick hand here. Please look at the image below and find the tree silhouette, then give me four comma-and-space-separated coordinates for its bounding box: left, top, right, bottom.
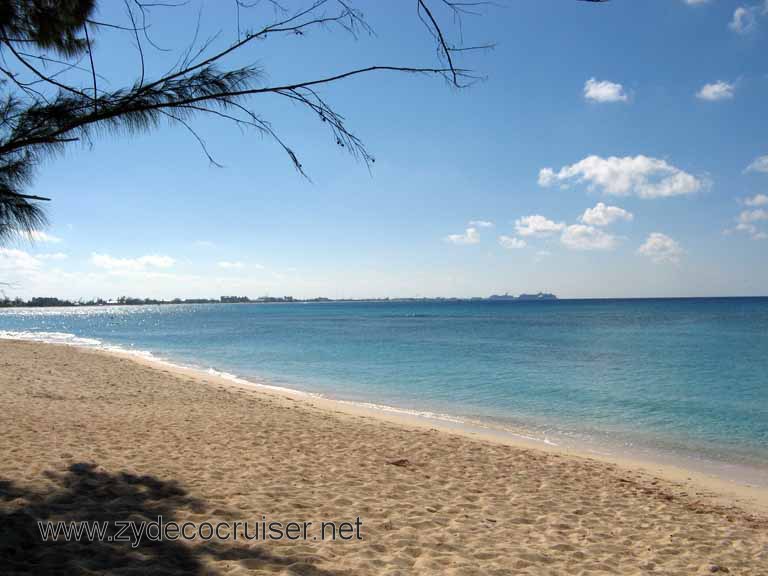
0, 0, 605, 243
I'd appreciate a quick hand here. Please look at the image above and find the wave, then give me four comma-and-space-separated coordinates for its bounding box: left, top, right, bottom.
0, 330, 104, 347
0, 329, 172, 365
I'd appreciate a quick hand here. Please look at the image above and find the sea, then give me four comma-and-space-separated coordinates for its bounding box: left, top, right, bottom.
1, 298, 767, 484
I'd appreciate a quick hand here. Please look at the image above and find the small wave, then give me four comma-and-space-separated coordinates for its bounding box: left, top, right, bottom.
0, 330, 103, 348
203, 367, 319, 398
333, 399, 468, 425
0, 329, 172, 366
331, 399, 560, 447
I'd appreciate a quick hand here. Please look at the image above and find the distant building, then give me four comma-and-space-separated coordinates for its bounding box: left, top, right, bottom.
220, 296, 250, 303
254, 296, 294, 303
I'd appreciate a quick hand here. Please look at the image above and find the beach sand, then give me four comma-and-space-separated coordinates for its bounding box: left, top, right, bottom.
1, 340, 767, 575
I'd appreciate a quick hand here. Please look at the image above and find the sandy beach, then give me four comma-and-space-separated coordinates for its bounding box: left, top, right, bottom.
1, 339, 767, 575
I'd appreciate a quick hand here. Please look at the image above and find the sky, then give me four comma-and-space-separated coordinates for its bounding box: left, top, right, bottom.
1, 0, 767, 300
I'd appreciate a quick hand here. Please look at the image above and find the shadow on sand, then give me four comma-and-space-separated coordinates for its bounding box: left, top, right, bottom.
0, 462, 341, 575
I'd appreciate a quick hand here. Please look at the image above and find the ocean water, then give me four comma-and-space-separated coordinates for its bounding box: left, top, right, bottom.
1, 298, 767, 480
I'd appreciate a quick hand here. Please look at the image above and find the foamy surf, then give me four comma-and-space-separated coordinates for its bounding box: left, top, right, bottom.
0, 330, 103, 348
0, 329, 169, 365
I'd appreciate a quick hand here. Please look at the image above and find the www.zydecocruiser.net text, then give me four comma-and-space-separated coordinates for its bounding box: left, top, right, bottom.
38, 516, 364, 548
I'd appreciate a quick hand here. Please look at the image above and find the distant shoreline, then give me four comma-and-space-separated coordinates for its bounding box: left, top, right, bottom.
2, 294, 768, 309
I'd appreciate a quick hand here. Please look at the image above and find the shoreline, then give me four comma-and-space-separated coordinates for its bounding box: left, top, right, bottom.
2, 304, 767, 492
3, 339, 768, 574
4, 333, 767, 515
109, 342, 768, 516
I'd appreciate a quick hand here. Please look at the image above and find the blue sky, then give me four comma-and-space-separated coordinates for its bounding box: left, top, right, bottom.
1, 0, 767, 299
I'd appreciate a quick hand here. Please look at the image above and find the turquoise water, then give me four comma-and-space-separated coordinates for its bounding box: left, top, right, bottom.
1, 299, 767, 476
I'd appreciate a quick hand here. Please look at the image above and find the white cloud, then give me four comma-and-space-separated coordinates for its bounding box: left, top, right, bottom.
539, 155, 703, 199
726, 196, 768, 238
637, 233, 684, 263
744, 193, 768, 207
0, 248, 41, 270
739, 208, 768, 223
445, 220, 495, 245
538, 168, 557, 188
90, 253, 175, 273
580, 202, 634, 227
37, 252, 68, 261
684, 0, 710, 5
583, 78, 628, 103
27, 231, 62, 244
445, 227, 480, 245
734, 208, 768, 239
560, 225, 617, 251
696, 81, 735, 101
468, 220, 494, 228
498, 236, 526, 249
514, 215, 565, 237
729, 6, 757, 34
217, 261, 245, 269
745, 155, 768, 174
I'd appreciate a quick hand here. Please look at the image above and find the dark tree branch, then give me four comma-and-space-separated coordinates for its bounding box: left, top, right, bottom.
0, 0, 601, 243
83, 24, 98, 111
3, 40, 90, 99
